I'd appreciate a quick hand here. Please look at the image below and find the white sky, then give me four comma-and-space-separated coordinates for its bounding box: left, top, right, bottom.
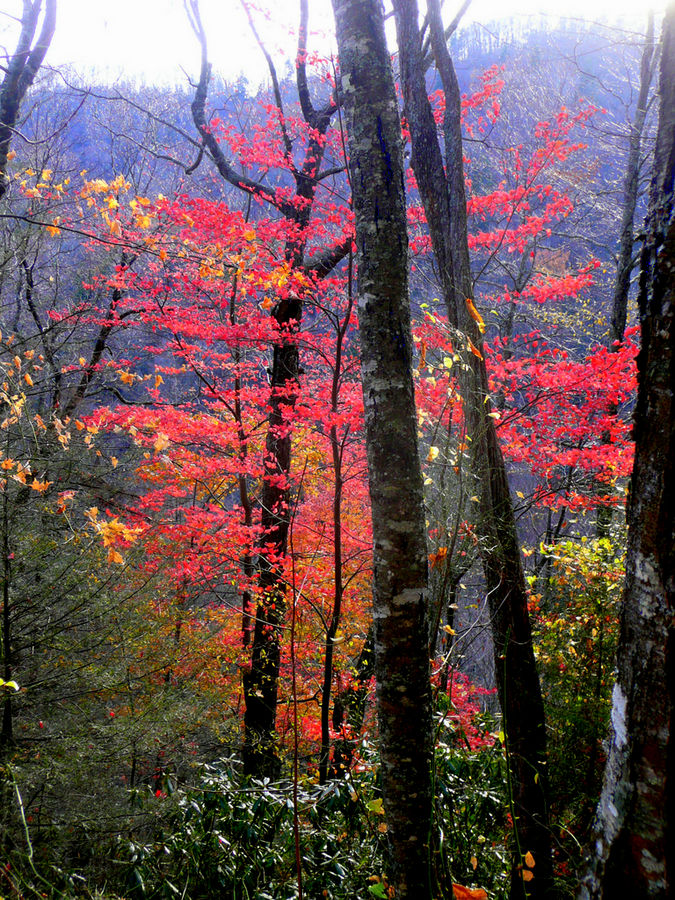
1, 0, 654, 86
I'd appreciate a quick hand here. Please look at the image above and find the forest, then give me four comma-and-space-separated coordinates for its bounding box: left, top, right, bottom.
0, 0, 673, 898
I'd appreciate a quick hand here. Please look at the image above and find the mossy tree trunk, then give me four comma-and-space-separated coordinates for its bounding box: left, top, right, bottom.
331, 1, 433, 895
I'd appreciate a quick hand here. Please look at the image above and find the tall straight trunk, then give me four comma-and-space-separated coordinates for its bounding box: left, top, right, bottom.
609, 13, 656, 347
331, 1, 433, 896
581, 5, 675, 896
596, 14, 656, 539
393, 1, 552, 895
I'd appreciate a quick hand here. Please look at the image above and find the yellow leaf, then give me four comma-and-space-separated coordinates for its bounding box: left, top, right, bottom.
243, 227, 256, 241
377, 822, 388, 833
470, 856, 478, 870
154, 374, 164, 389
119, 371, 135, 385
427, 446, 439, 462
153, 433, 170, 452
111, 456, 118, 468
524, 851, 535, 868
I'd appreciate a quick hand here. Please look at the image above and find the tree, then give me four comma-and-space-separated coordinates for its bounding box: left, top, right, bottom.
392, 0, 552, 894
580, 2, 675, 895
331, 0, 433, 896
183, 0, 353, 777
0, 0, 56, 203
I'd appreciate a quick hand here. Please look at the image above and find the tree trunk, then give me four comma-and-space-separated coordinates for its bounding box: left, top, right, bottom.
393, 1, 553, 895
330, 626, 375, 777
331, 1, 433, 895
596, 13, 656, 539
609, 14, 657, 347
580, 5, 675, 896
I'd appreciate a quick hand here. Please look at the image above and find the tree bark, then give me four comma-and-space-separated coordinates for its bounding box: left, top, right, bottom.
331, 1, 433, 895
393, 1, 553, 895
580, 4, 675, 896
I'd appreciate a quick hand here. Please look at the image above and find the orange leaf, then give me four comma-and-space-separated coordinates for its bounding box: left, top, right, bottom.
429, 546, 448, 569
522, 870, 534, 882
467, 337, 483, 360
30, 479, 52, 492
466, 297, 486, 333
524, 851, 535, 868
419, 339, 427, 369
107, 547, 124, 565
452, 885, 488, 900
